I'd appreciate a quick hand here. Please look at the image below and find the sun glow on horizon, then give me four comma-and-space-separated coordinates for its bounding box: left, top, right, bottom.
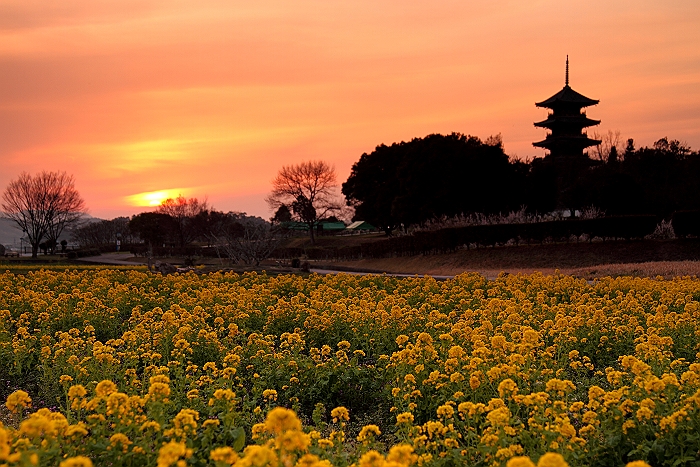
125, 189, 188, 207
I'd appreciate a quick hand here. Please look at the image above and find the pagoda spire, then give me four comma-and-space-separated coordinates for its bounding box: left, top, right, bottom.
565, 55, 569, 86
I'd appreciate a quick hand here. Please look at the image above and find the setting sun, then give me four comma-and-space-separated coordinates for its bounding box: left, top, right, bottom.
125, 189, 186, 208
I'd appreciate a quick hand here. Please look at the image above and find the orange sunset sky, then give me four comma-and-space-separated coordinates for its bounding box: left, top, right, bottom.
1, 1, 699, 219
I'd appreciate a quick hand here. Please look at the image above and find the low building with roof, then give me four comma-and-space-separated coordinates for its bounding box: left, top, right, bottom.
317, 222, 346, 235
346, 221, 376, 231
280, 220, 347, 235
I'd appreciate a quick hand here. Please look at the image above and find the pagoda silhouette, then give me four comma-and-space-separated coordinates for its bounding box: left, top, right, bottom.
534, 56, 601, 158
533, 57, 601, 214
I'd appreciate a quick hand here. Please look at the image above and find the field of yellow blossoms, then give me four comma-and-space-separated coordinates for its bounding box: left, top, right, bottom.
1, 268, 699, 467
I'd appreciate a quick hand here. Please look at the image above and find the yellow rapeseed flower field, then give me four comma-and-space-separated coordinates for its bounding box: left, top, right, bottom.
0, 269, 699, 467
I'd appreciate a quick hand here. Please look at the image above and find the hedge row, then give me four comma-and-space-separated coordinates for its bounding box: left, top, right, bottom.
66, 248, 103, 259
273, 215, 659, 260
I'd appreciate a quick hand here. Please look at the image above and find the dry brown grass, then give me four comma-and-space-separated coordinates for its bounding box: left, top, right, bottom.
318, 240, 700, 280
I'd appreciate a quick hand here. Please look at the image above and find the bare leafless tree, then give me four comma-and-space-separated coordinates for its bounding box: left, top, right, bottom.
156, 195, 208, 248
2, 171, 86, 258
336, 204, 356, 224
72, 217, 136, 250
591, 130, 623, 163
266, 160, 340, 244
46, 201, 85, 254
210, 214, 284, 266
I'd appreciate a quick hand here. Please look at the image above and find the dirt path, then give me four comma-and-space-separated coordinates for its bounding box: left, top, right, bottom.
75, 253, 147, 266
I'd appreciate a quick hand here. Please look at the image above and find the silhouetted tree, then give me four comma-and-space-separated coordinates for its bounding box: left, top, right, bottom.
72, 217, 136, 250
1, 171, 86, 258
591, 130, 623, 163
291, 195, 316, 225
574, 137, 700, 217
271, 205, 292, 224
621, 137, 697, 216
208, 212, 284, 266
342, 143, 404, 233
156, 195, 209, 248
343, 133, 526, 230
266, 160, 340, 244
129, 212, 176, 270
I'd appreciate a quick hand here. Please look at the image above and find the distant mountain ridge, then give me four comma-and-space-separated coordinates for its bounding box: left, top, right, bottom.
0, 218, 25, 248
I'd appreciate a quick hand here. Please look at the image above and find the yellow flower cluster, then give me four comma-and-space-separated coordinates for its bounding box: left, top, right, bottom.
0, 268, 699, 466
5, 390, 31, 413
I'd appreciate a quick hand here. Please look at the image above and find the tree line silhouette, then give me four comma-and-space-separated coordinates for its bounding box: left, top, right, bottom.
72, 197, 283, 267
342, 133, 700, 232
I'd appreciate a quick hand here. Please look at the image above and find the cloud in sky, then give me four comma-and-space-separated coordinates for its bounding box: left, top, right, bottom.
0, 0, 699, 219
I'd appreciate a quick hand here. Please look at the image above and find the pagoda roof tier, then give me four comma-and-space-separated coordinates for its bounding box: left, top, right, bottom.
536, 85, 599, 108
534, 115, 601, 129
533, 134, 601, 150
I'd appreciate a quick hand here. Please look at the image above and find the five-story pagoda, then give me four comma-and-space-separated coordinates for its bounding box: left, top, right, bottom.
533, 57, 601, 213
533, 56, 601, 159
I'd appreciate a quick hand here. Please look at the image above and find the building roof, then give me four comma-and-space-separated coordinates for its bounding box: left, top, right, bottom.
280, 221, 347, 231
533, 134, 602, 150
535, 85, 599, 108
534, 115, 601, 129
346, 221, 376, 230
319, 222, 346, 231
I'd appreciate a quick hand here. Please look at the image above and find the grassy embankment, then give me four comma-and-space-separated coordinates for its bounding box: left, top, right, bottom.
284, 234, 700, 279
